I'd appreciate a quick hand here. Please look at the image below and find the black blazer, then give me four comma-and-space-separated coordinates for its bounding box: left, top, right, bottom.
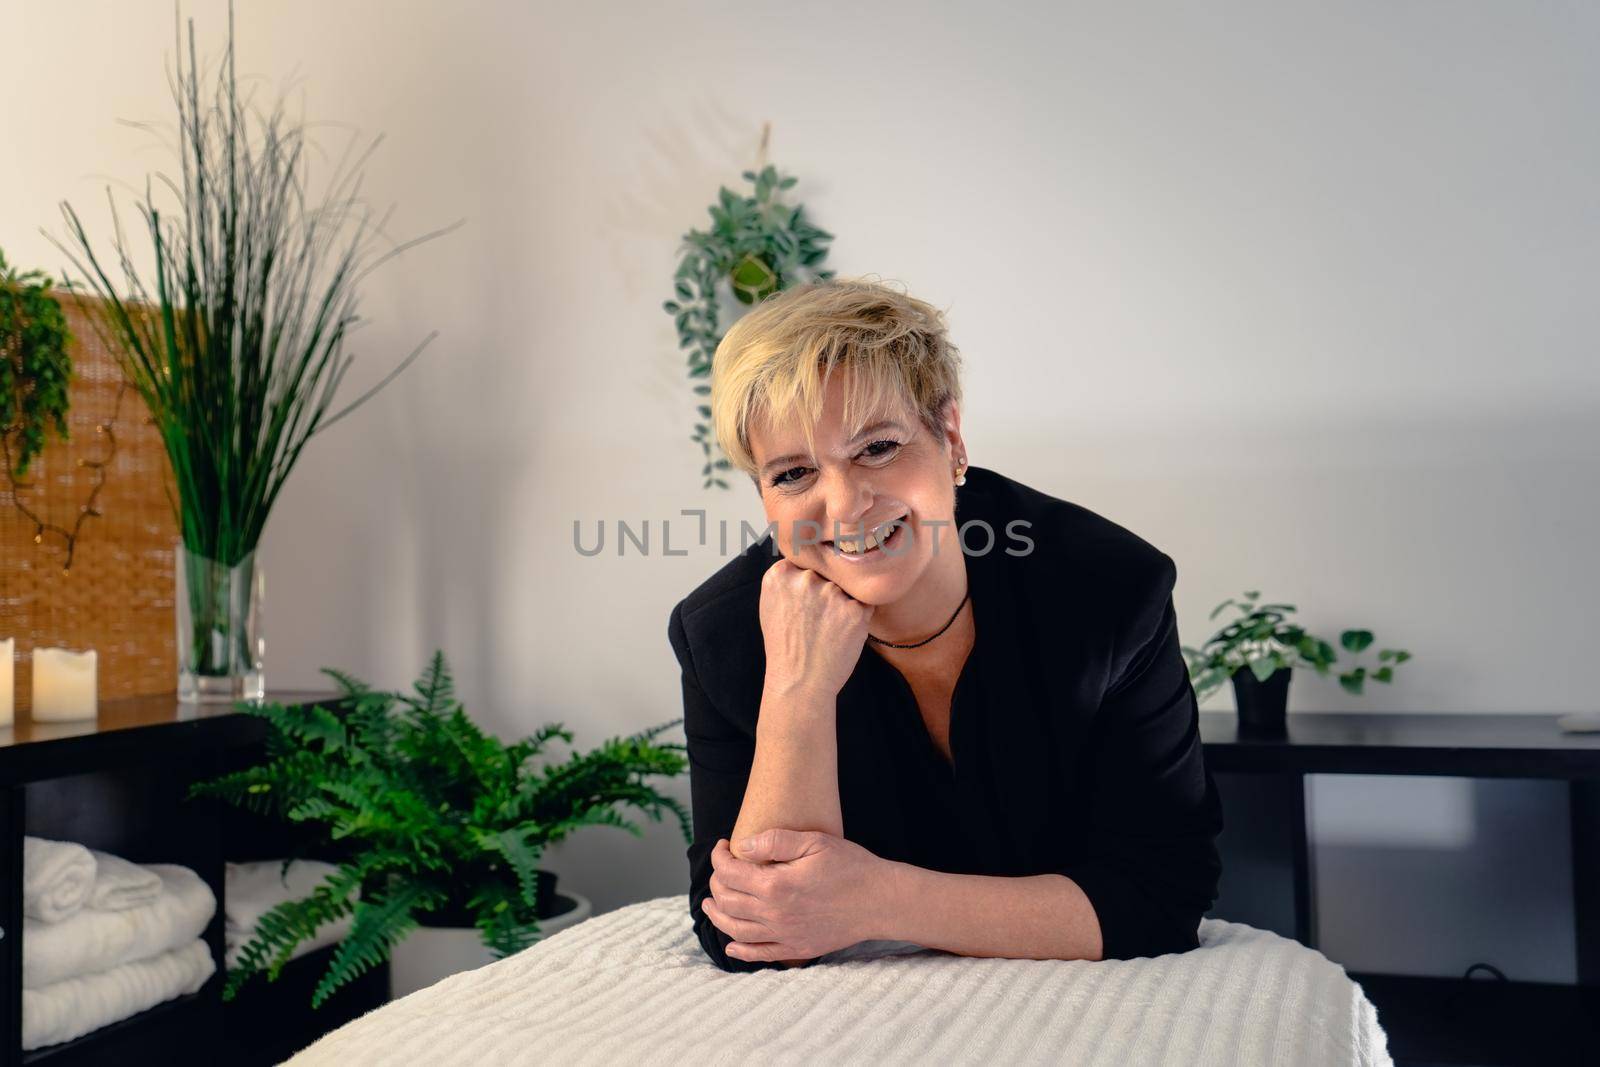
667, 464, 1224, 972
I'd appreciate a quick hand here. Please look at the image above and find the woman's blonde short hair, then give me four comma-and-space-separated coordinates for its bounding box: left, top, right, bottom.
710, 277, 964, 483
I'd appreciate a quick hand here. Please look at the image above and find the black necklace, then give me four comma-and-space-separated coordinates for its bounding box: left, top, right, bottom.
867, 589, 971, 649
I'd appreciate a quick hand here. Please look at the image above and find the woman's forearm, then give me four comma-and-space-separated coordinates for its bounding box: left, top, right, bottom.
874, 861, 1104, 962
732, 682, 843, 844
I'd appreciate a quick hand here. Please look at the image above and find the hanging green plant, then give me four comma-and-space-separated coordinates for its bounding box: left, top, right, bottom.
665, 152, 835, 489
0, 247, 72, 481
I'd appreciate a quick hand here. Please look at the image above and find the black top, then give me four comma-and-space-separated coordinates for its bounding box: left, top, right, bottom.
667, 465, 1224, 972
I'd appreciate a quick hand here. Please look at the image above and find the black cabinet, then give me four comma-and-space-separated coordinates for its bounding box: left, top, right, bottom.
1201, 711, 1600, 1066
0, 691, 388, 1066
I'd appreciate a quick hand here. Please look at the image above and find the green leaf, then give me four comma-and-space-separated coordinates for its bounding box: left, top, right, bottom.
476, 828, 544, 912
411, 651, 457, 717
311, 881, 442, 1009
1373, 666, 1393, 683
1341, 630, 1375, 653
1339, 667, 1366, 695
1248, 657, 1280, 683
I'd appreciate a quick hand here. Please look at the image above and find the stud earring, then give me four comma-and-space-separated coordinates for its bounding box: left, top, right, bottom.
954, 459, 967, 487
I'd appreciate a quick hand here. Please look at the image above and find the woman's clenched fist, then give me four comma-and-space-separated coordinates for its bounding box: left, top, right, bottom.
759, 557, 874, 699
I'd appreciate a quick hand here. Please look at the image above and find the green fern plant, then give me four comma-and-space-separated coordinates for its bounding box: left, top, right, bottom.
188, 650, 691, 1008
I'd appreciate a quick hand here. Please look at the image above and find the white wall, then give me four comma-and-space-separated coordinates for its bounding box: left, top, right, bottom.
3, 1, 1596, 981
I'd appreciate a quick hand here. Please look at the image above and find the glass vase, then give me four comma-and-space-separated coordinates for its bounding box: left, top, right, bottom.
176, 544, 265, 704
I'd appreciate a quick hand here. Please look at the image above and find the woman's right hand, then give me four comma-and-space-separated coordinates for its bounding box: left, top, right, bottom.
758, 557, 874, 700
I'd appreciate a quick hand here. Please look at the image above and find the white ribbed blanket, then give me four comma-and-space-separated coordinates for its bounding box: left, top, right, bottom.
287, 895, 1391, 1066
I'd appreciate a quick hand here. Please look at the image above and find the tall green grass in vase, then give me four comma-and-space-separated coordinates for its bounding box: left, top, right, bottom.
50, 4, 455, 701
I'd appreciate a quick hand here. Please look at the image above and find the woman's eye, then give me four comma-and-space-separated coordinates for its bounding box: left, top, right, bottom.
771, 466, 809, 487
768, 441, 898, 489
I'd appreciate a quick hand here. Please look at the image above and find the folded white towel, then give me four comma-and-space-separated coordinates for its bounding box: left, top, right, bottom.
224, 859, 355, 969
22, 938, 215, 1051
24, 864, 216, 989
22, 837, 97, 924
88, 849, 163, 911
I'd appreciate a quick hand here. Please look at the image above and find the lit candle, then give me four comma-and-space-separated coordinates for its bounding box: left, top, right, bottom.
0, 638, 13, 727
32, 648, 98, 722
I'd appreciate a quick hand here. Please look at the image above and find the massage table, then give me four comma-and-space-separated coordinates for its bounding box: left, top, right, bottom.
285, 895, 1392, 1065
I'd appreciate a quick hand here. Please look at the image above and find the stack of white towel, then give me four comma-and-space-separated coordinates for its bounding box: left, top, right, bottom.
19, 836, 217, 1051
223, 858, 357, 970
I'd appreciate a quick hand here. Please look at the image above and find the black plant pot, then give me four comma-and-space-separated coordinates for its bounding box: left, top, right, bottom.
415, 868, 568, 929
1231, 667, 1291, 738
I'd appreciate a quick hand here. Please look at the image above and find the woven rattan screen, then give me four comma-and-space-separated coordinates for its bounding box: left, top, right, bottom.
1, 289, 178, 711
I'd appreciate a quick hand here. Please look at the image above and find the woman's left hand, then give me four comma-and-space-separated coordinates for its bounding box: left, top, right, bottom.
703, 829, 893, 964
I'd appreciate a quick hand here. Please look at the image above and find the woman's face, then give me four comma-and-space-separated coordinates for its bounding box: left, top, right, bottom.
748, 370, 964, 606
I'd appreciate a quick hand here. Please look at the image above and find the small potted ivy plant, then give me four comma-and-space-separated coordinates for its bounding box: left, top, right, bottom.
1181, 590, 1412, 736
188, 650, 691, 1007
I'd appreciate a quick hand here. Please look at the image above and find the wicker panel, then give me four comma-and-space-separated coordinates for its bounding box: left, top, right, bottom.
1, 289, 178, 710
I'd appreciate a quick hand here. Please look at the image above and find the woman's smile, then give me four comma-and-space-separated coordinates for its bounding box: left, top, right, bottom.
823, 516, 911, 561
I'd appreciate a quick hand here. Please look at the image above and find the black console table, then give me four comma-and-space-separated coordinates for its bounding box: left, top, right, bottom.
1201, 711, 1600, 1066
0, 691, 387, 1067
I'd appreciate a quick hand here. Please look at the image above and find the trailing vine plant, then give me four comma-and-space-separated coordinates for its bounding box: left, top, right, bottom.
665, 126, 836, 488
0, 249, 125, 574
0, 247, 71, 480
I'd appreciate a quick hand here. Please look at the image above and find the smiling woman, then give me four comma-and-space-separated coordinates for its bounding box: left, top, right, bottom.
669, 277, 1224, 973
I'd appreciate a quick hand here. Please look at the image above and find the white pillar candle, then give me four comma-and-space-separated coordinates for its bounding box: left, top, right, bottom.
31, 648, 98, 722
0, 638, 13, 727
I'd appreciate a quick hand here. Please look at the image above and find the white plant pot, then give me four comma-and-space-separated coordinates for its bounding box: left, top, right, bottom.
388, 891, 592, 999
